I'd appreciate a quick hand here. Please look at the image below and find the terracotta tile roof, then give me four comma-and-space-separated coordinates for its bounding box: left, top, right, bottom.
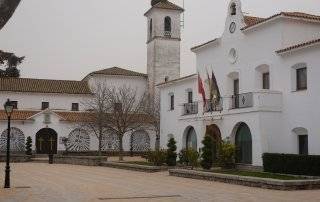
0, 78, 92, 95
242, 12, 320, 30
244, 15, 265, 27
276, 38, 320, 54
145, 0, 184, 16
55, 111, 94, 122
0, 110, 39, 120
152, 0, 184, 11
88, 67, 147, 77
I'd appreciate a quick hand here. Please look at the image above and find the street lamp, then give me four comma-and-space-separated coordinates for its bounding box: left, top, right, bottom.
4, 99, 14, 188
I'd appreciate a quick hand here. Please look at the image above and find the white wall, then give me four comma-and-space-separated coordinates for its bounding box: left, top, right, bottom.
0, 92, 91, 111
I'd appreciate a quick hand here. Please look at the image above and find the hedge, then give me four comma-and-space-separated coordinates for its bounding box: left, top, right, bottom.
263, 153, 320, 176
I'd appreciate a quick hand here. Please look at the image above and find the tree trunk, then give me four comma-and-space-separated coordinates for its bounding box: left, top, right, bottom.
118, 134, 124, 161
98, 131, 102, 160
155, 132, 160, 151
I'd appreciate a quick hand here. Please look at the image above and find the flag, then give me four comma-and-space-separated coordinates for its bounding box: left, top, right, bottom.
211, 71, 221, 102
198, 73, 206, 105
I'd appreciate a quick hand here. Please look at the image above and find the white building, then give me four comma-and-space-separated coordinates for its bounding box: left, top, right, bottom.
0, 0, 184, 154
159, 0, 320, 166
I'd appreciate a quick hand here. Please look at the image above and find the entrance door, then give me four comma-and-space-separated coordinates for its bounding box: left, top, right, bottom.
36, 128, 58, 154
235, 123, 252, 164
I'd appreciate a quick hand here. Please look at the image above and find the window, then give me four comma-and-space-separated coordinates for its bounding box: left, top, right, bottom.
42, 102, 49, 110
297, 67, 307, 90
188, 91, 193, 103
165, 76, 169, 82
230, 3, 236, 15
262, 72, 270, 89
164, 16, 171, 36
149, 19, 153, 38
11, 101, 18, 109
298, 135, 308, 155
170, 94, 174, 110
72, 103, 79, 111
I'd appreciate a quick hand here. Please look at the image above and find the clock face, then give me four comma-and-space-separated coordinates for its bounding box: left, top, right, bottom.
229, 22, 236, 33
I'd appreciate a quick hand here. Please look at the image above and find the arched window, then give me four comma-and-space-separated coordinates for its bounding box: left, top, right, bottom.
230, 3, 236, 15
164, 16, 171, 36
149, 19, 153, 38
0, 127, 25, 152
131, 130, 150, 152
67, 129, 90, 152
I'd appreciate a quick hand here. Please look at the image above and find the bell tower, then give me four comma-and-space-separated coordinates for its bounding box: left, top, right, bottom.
145, 0, 184, 97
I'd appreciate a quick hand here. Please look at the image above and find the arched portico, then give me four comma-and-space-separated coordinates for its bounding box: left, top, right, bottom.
36, 128, 58, 154
205, 124, 222, 162
232, 122, 252, 164
183, 126, 197, 151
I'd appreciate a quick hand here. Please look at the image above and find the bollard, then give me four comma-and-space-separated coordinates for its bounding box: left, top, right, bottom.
48, 154, 53, 164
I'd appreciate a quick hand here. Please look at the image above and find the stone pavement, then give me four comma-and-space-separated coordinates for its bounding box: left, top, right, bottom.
1, 163, 320, 202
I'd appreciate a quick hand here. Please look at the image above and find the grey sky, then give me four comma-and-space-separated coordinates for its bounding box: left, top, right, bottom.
0, 0, 319, 80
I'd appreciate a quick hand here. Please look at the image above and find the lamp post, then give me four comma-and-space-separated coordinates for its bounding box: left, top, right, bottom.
4, 99, 14, 188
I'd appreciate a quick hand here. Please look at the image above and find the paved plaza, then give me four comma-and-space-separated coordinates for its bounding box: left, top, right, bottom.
1, 163, 320, 202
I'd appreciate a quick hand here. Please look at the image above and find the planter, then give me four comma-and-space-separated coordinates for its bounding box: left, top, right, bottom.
53, 156, 108, 166
101, 162, 166, 172
169, 169, 320, 190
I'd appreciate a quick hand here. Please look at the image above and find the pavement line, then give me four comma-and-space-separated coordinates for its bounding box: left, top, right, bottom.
98, 194, 182, 200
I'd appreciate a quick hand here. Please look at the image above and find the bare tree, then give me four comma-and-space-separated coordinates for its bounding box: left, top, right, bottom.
80, 83, 110, 158
104, 85, 148, 161
144, 95, 161, 151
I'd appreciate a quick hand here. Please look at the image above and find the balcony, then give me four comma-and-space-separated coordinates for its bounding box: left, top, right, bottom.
229, 91, 282, 111
164, 31, 171, 37
204, 99, 223, 113
182, 102, 198, 115
230, 93, 253, 109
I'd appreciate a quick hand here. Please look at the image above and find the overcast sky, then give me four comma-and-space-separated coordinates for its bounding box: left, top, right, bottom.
0, 0, 319, 80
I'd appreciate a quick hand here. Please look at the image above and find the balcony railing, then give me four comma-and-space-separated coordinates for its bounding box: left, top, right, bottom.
230, 93, 253, 109
204, 99, 223, 113
183, 102, 198, 115
164, 31, 171, 37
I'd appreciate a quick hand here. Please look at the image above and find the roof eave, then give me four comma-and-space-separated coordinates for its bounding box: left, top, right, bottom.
191, 38, 220, 52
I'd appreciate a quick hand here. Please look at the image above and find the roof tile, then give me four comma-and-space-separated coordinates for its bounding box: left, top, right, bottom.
89, 67, 147, 77
0, 78, 92, 94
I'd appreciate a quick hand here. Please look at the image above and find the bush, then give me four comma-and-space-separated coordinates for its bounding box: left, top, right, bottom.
178, 149, 189, 165
186, 149, 200, 169
25, 136, 32, 155
219, 141, 236, 169
263, 153, 320, 176
146, 149, 167, 166
200, 136, 214, 170
166, 138, 177, 166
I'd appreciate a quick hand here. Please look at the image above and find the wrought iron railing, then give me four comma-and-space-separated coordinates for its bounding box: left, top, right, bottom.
231, 93, 253, 109
204, 99, 223, 113
182, 102, 198, 115
164, 31, 171, 37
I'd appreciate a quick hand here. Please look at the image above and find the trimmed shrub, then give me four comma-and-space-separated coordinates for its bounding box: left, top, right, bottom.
186, 149, 200, 169
166, 138, 177, 166
200, 136, 214, 170
219, 141, 236, 169
25, 136, 32, 155
178, 149, 189, 165
146, 149, 167, 166
263, 153, 320, 176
